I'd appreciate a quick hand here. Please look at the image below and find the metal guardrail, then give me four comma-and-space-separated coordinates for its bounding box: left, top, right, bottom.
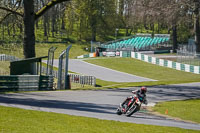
0, 75, 54, 91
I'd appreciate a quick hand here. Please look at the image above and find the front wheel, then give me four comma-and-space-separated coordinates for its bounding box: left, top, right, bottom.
125, 105, 137, 117
116, 108, 122, 115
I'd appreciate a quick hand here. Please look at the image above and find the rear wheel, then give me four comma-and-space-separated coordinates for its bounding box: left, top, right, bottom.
125, 105, 137, 117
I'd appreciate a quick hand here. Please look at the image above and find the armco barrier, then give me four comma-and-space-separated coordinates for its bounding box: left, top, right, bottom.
0, 75, 53, 91
76, 51, 200, 74
131, 52, 200, 74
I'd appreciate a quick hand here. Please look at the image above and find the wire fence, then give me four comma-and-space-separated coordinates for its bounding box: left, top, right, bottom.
177, 39, 200, 66
0, 54, 20, 61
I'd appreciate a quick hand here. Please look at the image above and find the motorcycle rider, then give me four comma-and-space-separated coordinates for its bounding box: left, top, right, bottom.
120, 86, 148, 108
132, 86, 148, 105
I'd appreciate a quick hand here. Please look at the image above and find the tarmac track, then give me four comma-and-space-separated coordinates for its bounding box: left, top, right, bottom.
52, 59, 156, 82
0, 83, 200, 130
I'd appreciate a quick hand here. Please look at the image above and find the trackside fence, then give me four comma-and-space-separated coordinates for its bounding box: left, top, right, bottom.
131, 52, 200, 74
0, 54, 20, 61
77, 51, 200, 74
41, 67, 96, 88
0, 75, 54, 91
69, 74, 96, 87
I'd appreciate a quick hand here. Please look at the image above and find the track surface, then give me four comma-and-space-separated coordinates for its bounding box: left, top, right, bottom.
52, 59, 156, 82
0, 83, 200, 130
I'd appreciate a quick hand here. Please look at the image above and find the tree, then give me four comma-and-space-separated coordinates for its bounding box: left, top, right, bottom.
193, 0, 200, 52
127, 0, 193, 52
154, 0, 200, 52
0, 0, 70, 58
64, 0, 119, 41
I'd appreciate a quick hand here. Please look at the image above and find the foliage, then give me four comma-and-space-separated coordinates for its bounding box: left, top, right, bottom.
65, 0, 121, 42
0, 0, 198, 48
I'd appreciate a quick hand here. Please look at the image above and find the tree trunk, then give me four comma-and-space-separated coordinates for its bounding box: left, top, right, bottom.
2, 24, 4, 40
51, 7, 56, 37
19, 23, 23, 34
23, 0, 36, 58
16, 23, 23, 40
129, 28, 133, 35
35, 0, 39, 29
79, 19, 82, 40
43, 13, 48, 40
194, 1, 200, 52
13, 23, 16, 39
168, 27, 171, 34
126, 27, 129, 36
55, 6, 58, 34
91, 16, 97, 41
61, 17, 65, 30
151, 23, 154, 38
7, 23, 10, 36
91, 26, 96, 41
157, 21, 160, 33
119, 0, 124, 16
172, 25, 178, 52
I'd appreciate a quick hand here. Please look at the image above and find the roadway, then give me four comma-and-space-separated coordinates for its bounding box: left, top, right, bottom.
51, 59, 156, 82
0, 82, 200, 130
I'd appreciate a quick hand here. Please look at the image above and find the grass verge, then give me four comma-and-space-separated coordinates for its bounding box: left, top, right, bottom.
35, 43, 89, 59
0, 106, 198, 133
0, 43, 90, 59
153, 99, 200, 123
85, 58, 200, 87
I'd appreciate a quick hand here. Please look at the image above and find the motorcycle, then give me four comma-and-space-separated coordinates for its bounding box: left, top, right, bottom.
116, 93, 146, 117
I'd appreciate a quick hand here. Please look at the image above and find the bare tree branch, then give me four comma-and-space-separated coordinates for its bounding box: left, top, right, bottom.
0, 13, 12, 24
35, 0, 70, 20
0, 6, 23, 17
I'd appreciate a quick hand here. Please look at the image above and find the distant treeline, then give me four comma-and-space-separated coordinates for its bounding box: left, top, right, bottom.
0, 0, 199, 51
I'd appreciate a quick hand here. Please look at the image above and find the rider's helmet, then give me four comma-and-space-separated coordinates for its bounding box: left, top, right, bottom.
141, 86, 147, 93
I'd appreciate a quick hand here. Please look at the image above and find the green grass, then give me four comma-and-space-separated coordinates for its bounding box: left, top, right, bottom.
85, 58, 200, 87
35, 43, 90, 59
0, 43, 90, 59
95, 79, 119, 87
0, 61, 10, 75
0, 106, 198, 133
0, 44, 23, 58
153, 99, 200, 123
